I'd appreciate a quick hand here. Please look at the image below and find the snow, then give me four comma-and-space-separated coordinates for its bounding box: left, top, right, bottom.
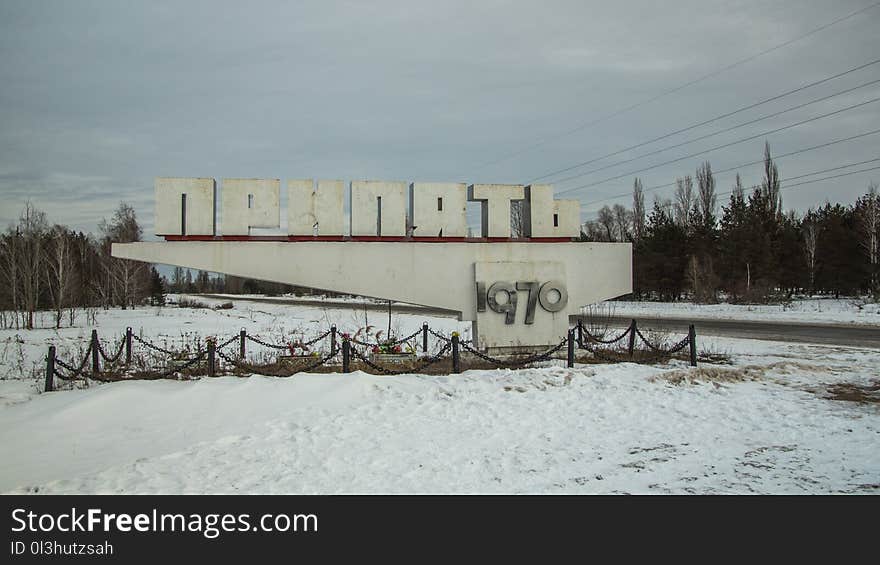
1, 298, 878, 494
598, 297, 880, 326
0, 296, 470, 381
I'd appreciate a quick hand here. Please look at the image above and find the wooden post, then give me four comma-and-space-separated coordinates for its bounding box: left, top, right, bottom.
207, 338, 216, 377
239, 328, 247, 358
689, 324, 697, 367
576, 319, 584, 348
125, 327, 132, 364
627, 319, 637, 357
330, 325, 337, 357
422, 323, 428, 353
567, 329, 575, 368
342, 339, 350, 373
45, 345, 55, 393
452, 334, 461, 374
91, 329, 100, 376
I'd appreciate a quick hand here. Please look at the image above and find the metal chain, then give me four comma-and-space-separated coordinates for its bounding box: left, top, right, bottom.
154, 350, 207, 379
216, 334, 239, 351
634, 327, 690, 354
131, 333, 178, 356
217, 347, 335, 374
348, 328, 423, 348
459, 337, 568, 367
54, 357, 89, 380
245, 328, 332, 350
426, 328, 473, 346
582, 325, 632, 344
349, 342, 452, 375
97, 337, 126, 364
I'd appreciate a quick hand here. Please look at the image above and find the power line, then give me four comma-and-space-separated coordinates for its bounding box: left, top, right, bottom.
556, 95, 880, 198
549, 77, 880, 186
466, 1, 880, 175
531, 59, 880, 184
582, 161, 880, 219
582, 128, 880, 207
717, 163, 880, 198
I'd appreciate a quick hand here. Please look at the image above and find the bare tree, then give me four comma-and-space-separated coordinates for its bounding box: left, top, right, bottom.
696, 161, 717, 226
802, 210, 819, 293
612, 203, 632, 241
596, 205, 616, 242
673, 175, 694, 228
632, 177, 645, 241
510, 200, 526, 238
0, 228, 22, 329
733, 173, 745, 200
18, 203, 48, 329
100, 203, 148, 309
855, 181, 879, 293
44, 225, 75, 329
761, 141, 781, 216
580, 221, 606, 241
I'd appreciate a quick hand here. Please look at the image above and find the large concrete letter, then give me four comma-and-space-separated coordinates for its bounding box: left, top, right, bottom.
523, 184, 580, 238
221, 178, 280, 235
468, 184, 525, 238
155, 177, 216, 236
409, 182, 467, 237
350, 180, 407, 237
287, 179, 345, 236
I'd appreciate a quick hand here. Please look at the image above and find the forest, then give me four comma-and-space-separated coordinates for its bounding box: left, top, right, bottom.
580, 143, 879, 303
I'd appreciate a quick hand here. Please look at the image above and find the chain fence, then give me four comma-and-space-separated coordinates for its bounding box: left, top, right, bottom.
44, 319, 698, 392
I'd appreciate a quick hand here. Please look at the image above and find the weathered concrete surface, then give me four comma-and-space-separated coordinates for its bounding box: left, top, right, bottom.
220, 178, 280, 235
287, 179, 345, 236
523, 184, 580, 238
350, 180, 407, 236
409, 182, 468, 237
468, 184, 525, 238
155, 177, 216, 236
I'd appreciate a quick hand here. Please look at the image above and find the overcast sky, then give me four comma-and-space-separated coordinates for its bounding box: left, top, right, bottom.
1, 0, 878, 236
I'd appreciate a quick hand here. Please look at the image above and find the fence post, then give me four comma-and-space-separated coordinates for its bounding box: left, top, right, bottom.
240, 328, 247, 358
567, 329, 575, 368
45, 345, 55, 393
577, 319, 584, 348
452, 334, 461, 374
91, 329, 100, 376
207, 338, 216, 377
627, 319, 637, 357
125, 327, 132, 364
422, 322, 428, 353
342, 338, 350, 373
689, 324, 697, 367
330, 325, 337, 357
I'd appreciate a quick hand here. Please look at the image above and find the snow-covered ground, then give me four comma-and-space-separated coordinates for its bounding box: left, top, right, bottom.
0, 299, 878, 494
595, 297, 880, 326
0, 295, 469, 381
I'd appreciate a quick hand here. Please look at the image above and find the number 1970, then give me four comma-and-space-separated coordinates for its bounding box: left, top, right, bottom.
475, 280, 568, 324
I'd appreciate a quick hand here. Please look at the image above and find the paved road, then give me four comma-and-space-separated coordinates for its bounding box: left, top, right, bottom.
200, 294, 461, 318
572, 315, 880, 349
201, 295, 880, 348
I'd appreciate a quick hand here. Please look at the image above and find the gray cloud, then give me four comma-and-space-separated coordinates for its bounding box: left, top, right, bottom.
1, 0, 878, 235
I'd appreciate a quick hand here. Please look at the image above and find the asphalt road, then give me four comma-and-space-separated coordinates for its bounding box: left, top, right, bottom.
200, 294, 880, 348
574, 315, 880, 349
199, 294, 461, 317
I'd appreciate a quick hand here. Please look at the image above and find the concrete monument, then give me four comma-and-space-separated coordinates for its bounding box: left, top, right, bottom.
113, 177, 632, 350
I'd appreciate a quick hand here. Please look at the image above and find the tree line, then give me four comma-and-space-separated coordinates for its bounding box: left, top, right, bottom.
581, 142, 880, 302
0, 202, 163, 330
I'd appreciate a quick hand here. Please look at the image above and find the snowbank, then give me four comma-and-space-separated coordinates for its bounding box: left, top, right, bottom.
1, 336, 878, 494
